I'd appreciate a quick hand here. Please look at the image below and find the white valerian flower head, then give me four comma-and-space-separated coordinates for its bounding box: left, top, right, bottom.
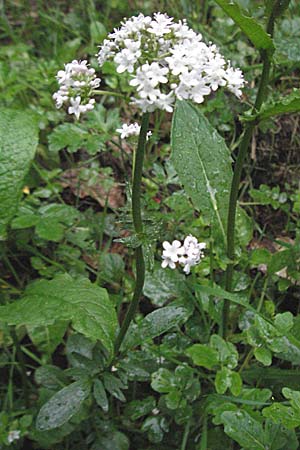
8, 430, 21, 444
53, 59, 100, 118
116, 123, 152, 140
97, 13, 245, 112
161, 235, 206, 274
116, 122, 141, 139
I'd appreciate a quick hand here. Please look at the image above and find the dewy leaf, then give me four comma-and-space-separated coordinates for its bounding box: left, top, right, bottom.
0, 108, 39, 239
171, 100, 233, 240
36, 379, 91, 430
0, 274, 118, 357
220, 410, 266, 449
258, 90, 300, 121
214, 0, 275, 53
186, 344, 219, 369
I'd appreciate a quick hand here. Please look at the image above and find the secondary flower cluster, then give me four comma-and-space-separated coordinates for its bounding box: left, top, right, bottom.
97, 12, 245, 112
53, 60, 100, 118
161, 235, 206, 274
116, 122, 152, 140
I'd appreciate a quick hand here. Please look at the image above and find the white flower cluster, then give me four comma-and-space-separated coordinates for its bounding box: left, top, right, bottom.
116, 122, 140, 138
53, 60, 101, 118
97, 12, 245, 113
8, 430, 21, 444
161, 235, 206, 274
116, 122, 152, 140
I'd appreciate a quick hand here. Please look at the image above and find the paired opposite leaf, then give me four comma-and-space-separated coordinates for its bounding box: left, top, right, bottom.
0, 274, 118, 357
214, 0, 274, 53
171, 100, 233, 239
0, 109, 39, 239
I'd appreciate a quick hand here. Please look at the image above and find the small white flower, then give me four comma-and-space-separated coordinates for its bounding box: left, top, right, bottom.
68, 96, 82, 119
116, 122, 141, 139
162, 240, 184, 263
161, 255, 176, 269
149, 12, 174, 36
161, 235, 206, 274
152, 407, 160, 415
8, 430, 21, 444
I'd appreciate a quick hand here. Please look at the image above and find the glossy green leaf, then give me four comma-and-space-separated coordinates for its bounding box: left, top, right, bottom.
123, 305, 191, 350
215, 367, 232, 394
214, 0, 275, 53
143, 263, 186, 306
0, 109, 39, 239
254, 347, 272, 366
220, 410, 266, 449
36, 380, 91, 430
0, 274, 117, 357
171, 100, 233, 240
186, 344, 219, 369
262, 403, 300, 429
210, 334, 239, 369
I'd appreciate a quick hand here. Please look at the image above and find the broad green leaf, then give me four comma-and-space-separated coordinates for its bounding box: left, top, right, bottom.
254, 347, 272, 366
282, 388, 300, 412
215, 367, 232, 394
215, 367, 242, 396
258, 90, 300, 121
214, 0, 275, 53
186, 344, 219, 369
93, 379, 109, 412
0, 274, 118, 357
0, 109, 39, 239
171, 100, 232, 240
262, 403, 300, 429
36, 380, 91, 430
264, 420, 299, 450
220, 410, 266, 449
210, 334, 239, 369
27, 321, 68, 354
143, 263, 186, 306
123, 305, 191, 350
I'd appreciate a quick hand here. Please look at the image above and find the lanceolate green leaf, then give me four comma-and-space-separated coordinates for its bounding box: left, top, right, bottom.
258, 90, 300, 121
0, 109, 39, 239
214, 0, 275, 53
171, 100, 232, 239
0, 274, 118, 357
36, 379, 91, 430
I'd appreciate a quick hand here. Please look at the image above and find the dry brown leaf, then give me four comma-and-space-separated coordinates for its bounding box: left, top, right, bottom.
60, 168, 124, 209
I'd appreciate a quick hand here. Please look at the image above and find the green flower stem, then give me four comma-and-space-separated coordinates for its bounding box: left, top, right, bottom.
221, 9, 277, 338
114, 112, 150, 355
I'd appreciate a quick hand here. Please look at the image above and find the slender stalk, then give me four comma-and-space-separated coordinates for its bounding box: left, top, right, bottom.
114, 112, 150, 355
221, 9, 277, 338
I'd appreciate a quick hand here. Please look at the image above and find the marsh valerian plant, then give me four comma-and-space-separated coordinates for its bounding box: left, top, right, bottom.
53, 12, 245, 353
